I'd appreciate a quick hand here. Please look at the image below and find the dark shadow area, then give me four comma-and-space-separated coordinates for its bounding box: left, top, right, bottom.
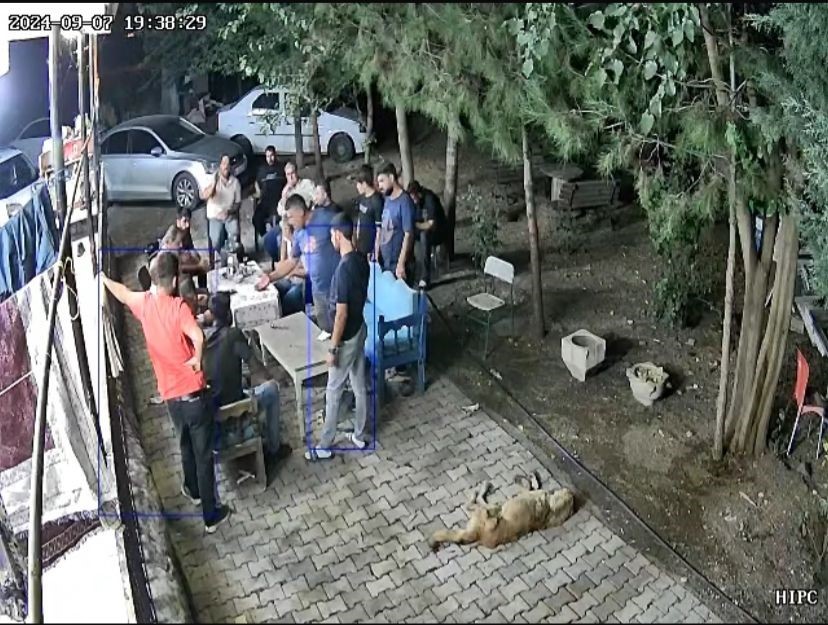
660, 363, 687, 397
590, 333, 635, 374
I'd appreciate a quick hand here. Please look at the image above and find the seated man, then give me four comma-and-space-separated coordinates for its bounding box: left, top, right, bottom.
173, 210, 209, 287
262, 219, 307, 316
203, 294, 291, 471
407, 180, 448, 287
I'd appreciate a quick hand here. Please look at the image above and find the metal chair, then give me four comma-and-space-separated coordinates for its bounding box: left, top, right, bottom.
786, 349, 827, 460
465, 256, 515, 358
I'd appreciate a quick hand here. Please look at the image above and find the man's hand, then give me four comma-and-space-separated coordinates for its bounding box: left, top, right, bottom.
395, 263, 406, 281
255, 274, 271, 291
325, 351, 337, 367
184, 355, 202, 372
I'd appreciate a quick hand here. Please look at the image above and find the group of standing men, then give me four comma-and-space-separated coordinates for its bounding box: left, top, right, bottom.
100, 147, 446, 531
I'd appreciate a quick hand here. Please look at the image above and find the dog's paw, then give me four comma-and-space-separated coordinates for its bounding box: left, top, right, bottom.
530, 470, 542, 491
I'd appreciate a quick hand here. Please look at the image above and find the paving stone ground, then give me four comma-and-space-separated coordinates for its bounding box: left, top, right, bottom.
119, 256, 724, 624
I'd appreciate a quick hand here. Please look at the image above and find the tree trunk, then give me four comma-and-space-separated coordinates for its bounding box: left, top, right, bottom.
311, 110, 324, 183
713, 9, 737, 461
293, 113, 304, 170
522, 126, 545, 339
444, 120, 460, 261
715, 153, 737, 459
364, 86, 374, 165
396, 103, 414, 188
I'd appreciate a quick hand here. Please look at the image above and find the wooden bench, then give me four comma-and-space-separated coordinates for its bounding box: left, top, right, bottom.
558, 180, 619, 211
556, 179, 621, 232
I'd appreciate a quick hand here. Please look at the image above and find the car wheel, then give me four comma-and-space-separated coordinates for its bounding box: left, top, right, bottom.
329, 133, 356, 163
173, 172, 199, 211
232, 135, 254, 160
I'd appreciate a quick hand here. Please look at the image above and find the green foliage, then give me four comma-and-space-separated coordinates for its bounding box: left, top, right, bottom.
637, 169, 722, 325
461, 185, 501, 269
757, 4, 828, 301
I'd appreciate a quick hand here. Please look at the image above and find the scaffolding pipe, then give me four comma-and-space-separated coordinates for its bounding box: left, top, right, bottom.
78, 32, 97, 274
26, 25, 75, 623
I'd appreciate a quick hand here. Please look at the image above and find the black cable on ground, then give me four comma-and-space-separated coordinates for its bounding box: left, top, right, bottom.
424, 290, 759, 624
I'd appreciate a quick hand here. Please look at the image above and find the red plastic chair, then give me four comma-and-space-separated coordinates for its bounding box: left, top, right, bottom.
786, 349, 827, 459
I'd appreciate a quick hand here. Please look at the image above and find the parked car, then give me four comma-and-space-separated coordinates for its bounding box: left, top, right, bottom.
10, 117, 51, 172
100, 115, 247, 211
0, 147, 40, 227
217, 86, 367, 163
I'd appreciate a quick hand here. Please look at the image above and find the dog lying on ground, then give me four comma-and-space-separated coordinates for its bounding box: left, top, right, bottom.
429, 472, 575, 551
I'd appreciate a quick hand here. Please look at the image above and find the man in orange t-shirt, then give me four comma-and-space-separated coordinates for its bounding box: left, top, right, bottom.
102, 252, 231, 533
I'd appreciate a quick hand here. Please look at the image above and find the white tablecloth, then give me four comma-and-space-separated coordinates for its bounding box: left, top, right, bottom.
206, 262, 281, 330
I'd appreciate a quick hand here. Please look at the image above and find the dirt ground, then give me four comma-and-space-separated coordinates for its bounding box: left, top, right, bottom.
362, 118, 828, 623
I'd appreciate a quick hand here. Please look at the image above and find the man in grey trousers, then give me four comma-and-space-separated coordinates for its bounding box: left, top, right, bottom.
305, 213, 370, 460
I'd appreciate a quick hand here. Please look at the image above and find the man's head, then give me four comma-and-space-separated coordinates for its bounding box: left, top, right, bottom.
330, 212, 355, 254
285, 193, 309, 230
407, 180, 424, 206
209, 292, 233, 328
178, 277, 198, 315
150, 252, 179, 294
219, 154, 231, 178
284, 161, 298, 186
265, 145, 277, 166
313, 178, 332, 207
377, 162, 400, 196
161, 225, 185, 251
355, 165, 375, 196
176, 207, 192, 232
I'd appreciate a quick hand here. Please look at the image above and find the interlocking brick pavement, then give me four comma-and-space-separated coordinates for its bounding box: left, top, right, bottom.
117, 271, 725, 623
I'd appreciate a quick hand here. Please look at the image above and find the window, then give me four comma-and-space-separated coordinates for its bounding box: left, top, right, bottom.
0, 154, 38, 200
19, 119, 51, 140
128, 130, 162, 155
252, 92, 280, 112
102, 131, 129, 155
150, 119, 203, 151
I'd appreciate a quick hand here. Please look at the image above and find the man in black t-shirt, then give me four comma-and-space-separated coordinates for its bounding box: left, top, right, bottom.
252, 145, 286, 248
353, 164, 383, 258
305, 213, 370, 461
408, 180, 447, 286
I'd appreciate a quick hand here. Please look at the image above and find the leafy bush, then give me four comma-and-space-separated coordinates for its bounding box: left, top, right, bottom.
461, 185, 501, 269
637, 169, 722, 327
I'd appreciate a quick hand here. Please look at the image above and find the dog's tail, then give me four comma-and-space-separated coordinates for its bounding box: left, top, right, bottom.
429, 528, 479, 551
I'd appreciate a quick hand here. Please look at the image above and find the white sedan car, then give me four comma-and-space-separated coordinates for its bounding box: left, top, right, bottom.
217, 86, 368, 163
10, 117, 51, 172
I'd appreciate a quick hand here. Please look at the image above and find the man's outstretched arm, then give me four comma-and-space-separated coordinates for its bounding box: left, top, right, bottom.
102, 274, 144, 310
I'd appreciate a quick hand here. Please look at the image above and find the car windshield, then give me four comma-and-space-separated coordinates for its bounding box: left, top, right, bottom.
0, 154, 37, 200
151, 119, 203, 151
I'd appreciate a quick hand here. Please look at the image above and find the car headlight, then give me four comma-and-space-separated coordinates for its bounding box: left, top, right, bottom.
203, 161, 219, 174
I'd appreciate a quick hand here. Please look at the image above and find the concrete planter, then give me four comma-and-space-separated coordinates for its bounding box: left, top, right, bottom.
561, 330, 606, 382
626, 362, 669, 407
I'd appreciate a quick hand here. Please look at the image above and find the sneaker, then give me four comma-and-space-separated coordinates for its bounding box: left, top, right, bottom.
205, 505, 232, 534
304, 448, 333, 461
350, 433, 367, 449
181, 484, 200, 506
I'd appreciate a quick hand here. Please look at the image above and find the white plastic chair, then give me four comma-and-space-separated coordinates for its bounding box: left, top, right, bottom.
466, 256, 515, 358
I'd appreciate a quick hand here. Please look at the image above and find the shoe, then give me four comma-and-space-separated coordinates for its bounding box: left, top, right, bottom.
304, 448, 333, 461
181, 484, 200, 506
350, 433, 367, 449
205, 505, 232, 534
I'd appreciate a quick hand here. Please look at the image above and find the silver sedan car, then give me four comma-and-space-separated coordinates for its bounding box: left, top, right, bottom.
101, 115, 247, 211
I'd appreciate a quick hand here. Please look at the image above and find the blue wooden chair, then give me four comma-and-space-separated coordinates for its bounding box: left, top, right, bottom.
366, 288, 428, 406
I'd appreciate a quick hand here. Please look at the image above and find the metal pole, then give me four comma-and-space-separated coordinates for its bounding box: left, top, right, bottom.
78, 32, 97, 274
27, 28, 62, 623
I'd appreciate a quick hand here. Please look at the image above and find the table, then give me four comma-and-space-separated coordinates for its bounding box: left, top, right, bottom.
538, 164, 584, 201
255, 312, 330, 446
206, 262, 282, 331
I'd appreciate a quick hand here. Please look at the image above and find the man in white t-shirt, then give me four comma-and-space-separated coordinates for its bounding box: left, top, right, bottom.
202, 154, 242, 258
